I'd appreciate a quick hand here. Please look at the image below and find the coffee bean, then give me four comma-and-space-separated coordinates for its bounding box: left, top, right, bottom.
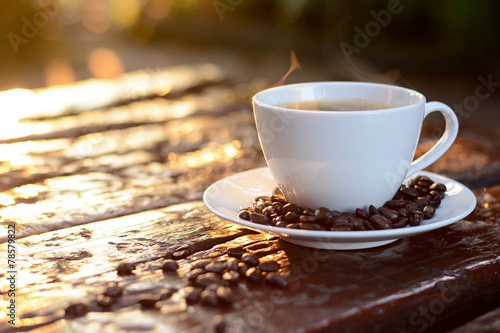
417, 179, 434, 188
271, 194, 287, 205
351, 218, 367, 231
330, 223, 353, 231
200, 290, 219, 306
415, 197, 431, 207
272, 202, 283, 215
96, 294, 114, 309
205, 261, 226, 274
162, 259, 179, 272
276, 221, 290, 228
262, 207, 273, 217
116, 262, 135, 276
103, 283, 123, 298
332, 216, 349, 225
298, 223, 323, 230
286, 223, 300, 229
227, 246, 246, 258
284, 211, 299, 223
245, 267, 262, 283
226, 258, 239, 271
392, 218, 408, 228
315, 207, 333, 222
281, 203, 296, 214
265, 272, 289, 288
172, 244, 193, 260
415, 185, 430, 196
184, 287, 201, 305
259, 261, 280, 272
303, 208, 315, 216
238, 262, 251, 275
429, 182, 447, 192
401, 187, 419, 200
361, 219, 375, 230
138, 296, 159, 309
159, 288, 177, 300
214, 315, 227, 333
406, 204, 422, 214
384, 200, 406, 210
355, 208, 370, 220
423, 205, 436, 219
65, 302, 89, 318
299, 215, 318, 223
397, 207, 409, 218
196, 273, 222, 288
241, 253, 259, 267
378, 207, 399, 222
222, 270, 240, 283
216, 286, 234, 305
238, 210, 250, 220
249, 212, 271, 225
368, 205, 379, 216
255, 195, 272, 203
369, 215, 392, 229
430, 197, 441, 208
188, 268, 206, 282
430, 190, 445, 200
409, 212, 423, 226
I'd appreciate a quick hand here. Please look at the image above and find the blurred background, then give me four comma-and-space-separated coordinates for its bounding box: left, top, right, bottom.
1, 0, 499, 127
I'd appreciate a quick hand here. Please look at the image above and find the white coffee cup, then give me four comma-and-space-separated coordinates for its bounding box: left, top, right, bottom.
252, 81, 459, 212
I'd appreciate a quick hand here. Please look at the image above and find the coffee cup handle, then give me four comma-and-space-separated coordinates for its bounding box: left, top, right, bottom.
406, 102, 459, 179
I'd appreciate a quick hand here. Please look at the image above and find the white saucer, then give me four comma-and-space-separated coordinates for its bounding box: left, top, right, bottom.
203, 167, 476, 250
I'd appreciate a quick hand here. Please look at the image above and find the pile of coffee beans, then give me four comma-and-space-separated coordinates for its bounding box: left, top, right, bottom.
238, 175, 447, 231
179, 246, 288, 307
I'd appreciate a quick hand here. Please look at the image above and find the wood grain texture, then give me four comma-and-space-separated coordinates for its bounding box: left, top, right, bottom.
0, 64, 499, 333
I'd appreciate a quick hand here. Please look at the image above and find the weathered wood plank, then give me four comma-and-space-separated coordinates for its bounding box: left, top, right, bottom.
1, 187, 499, 333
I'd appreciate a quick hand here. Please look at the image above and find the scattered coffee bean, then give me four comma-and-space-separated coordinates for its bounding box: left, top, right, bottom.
200, 290, 219, 306
188, 268, 206, 282
159, 288, 177, 300
196, 273, 222, 288
215, 286, 234, 305
241, 253, 259, 267
103, 283, 123, 298
184, 287, 201, 305
222, 270, 240, 283
355, 208, 370, 220
172, 244, 193, 260
116, 262, 135, 276
245, 267, 261, 283
138, 296, 159, 309
205, 261, 226, 274
238, 210, 250, 220
162, 259, 179, 272
259, 261, 280, 272
429, 182, 447, 192
265, 272, 289, 288
250, 212, 271, 225
65, 302, 89, 318
214, 315, 227, 333
226, 246, 246, 258
238, 262, 251, 276
423, 205, 436, 219
226, 258, 240, 271
370, 215, 392, 230
96, 294, 114, 309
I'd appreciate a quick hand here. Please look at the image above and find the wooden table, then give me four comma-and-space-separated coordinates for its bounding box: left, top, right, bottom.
1, 64, 499, 333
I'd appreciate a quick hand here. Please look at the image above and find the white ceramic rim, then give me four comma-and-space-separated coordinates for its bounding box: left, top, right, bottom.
252, 81, 426, 115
